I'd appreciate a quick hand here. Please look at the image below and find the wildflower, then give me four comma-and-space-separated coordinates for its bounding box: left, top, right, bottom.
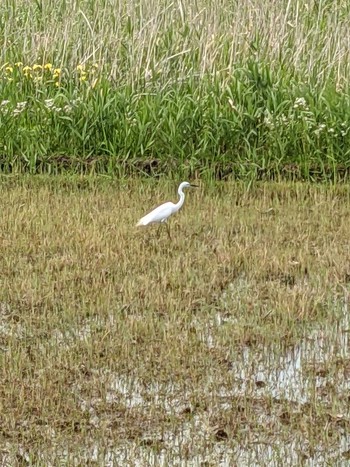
13, 101, 27, 116
264, 110, 275, 129
5, 66, 13, 73
293, 97, 308, 110
1, 100, 10, 114
340, 122, 348, 136
228, 98, 236, 110
44, 63, 53, 71
15, 62, 23, 67
279, 114, 288, 125
76, 64, 85, 72
53, 68, 61, 79
264, 116, 274, 129
22, 66, 32, 73
79, 73, 87, 82
295, 97, 306, 106
44, 99, 54, 108
314, 123, 326, 136
33, 64, 42, 71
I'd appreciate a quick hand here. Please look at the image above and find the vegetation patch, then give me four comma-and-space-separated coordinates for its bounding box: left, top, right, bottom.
0, 177, 349, 463
0, 1, 350, 178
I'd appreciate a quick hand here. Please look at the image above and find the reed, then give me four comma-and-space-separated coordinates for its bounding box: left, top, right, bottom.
0, 0, 349, 176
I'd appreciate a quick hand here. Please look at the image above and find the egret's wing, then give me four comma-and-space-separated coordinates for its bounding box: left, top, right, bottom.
136, 202, 175, 226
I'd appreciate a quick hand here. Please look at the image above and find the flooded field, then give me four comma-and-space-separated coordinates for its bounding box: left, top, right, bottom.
0, 177, 350, 465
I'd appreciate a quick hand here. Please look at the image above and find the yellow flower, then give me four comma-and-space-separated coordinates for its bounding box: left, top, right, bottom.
5, 66, 13, 73
79, 74, 87, 82
22, 66, 32, 73
55, 82, 60, 87
44, 63, 53, 71
53, 68, 61, 79
33, 64, 42, 71
76, 64, 85, 72
15, 62, 23, 67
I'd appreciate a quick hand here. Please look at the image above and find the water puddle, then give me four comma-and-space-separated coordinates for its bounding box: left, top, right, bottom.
66, 296, 350, 465
3, 295, 350, 465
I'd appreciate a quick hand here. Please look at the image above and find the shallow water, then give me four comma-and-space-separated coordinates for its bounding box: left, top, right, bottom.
2, 297, 349, 465
74, 297, 350, 466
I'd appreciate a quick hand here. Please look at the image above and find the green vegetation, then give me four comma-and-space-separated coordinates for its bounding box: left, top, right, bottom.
1, 0, 350, 178
1, 177, 350, 463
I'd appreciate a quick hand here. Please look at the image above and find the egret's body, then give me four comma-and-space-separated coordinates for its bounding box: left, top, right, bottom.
136, 182, 197, 231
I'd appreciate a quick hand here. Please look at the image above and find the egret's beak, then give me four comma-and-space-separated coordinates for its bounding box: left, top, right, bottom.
190, 184, 199, 188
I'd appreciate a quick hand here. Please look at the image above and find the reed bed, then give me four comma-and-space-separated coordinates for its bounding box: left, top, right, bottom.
0, 1, 350, 177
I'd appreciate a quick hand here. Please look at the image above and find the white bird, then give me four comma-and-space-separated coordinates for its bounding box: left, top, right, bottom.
136, 181, 198, 236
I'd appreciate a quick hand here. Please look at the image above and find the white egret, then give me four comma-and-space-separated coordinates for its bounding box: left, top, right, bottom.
136, 181, 198, 237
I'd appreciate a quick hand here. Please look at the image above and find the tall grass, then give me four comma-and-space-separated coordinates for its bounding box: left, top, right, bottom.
1, 0, 350, 178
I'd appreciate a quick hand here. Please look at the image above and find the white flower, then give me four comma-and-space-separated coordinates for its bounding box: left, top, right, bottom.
294, 97, 306, 107
293, 97, 309, 111
228, 98, 236, 111
264, 118, 274, 129
280, 114, 287, 124
314, 123, 327, 136
44, 99, 54, 108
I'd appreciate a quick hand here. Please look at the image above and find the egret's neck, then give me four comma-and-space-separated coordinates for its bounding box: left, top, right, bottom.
175, 188, 185, 210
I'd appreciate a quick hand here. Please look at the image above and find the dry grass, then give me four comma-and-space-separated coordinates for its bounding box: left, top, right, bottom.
2, 0, 350, 83
0, 176, 350, 464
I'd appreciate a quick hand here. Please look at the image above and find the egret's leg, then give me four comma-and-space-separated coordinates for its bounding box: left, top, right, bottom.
165, 222, 171, 240
157, 221, 164, 238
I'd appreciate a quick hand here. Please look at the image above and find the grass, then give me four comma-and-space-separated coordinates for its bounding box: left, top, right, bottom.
1, 176, 350, 464
0, 1, 350, 177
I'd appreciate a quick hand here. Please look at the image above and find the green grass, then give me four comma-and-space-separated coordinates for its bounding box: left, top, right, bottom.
1, 177, 350, 463
0, 1, 350, 177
